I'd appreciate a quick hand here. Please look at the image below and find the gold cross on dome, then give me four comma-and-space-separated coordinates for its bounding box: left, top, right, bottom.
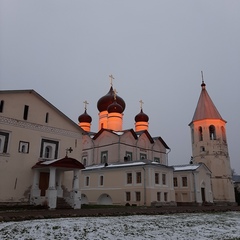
109, 74, 115, 86
83, 100, 89, 110
139, 99, 144, 109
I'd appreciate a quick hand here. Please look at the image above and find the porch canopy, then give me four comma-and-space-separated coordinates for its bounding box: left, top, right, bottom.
31, 157, 84, 209
32, 156, 85, 170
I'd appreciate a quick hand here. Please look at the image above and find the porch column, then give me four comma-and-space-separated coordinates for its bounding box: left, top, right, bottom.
47, 167, 57, 209
30, 169, 41, 205
56, 171, 63, 197
72, 169, 81, 209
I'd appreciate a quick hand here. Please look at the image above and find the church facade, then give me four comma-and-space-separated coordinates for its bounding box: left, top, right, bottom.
0, 77, 235, 208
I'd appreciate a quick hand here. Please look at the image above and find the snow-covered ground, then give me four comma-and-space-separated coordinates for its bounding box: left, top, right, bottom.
0, 211, 240, 240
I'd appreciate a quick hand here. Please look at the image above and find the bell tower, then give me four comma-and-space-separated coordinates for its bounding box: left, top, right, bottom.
189, 79, 235, 203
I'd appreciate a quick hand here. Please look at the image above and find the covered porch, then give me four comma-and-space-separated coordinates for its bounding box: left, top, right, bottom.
31, 157, 85, 209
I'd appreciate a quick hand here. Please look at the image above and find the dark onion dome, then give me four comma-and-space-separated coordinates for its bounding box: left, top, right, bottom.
135, 109, 149, 122
78, 110, 92, 123
97, 86, 126, 112
107, 100, 123, 113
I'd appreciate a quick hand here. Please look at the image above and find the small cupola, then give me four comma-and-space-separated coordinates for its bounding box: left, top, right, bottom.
135, 100, 149, 132
78, 101, 92, 132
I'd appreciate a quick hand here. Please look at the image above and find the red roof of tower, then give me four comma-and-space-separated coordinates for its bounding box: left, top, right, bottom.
191, 81, 225, 123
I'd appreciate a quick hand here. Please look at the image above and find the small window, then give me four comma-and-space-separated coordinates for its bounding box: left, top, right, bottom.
100, 176, 104, 186
173, 177, 178, 187
200, 146, 205, 152
126, 192, 131, 201
19, 141, 29, 153
23, 105, 29, 120
136, 172, 141, 183
140, 153, 147, 160
182, 177, 188, 187
82, 156, 87, 166
127, 173, 132, 184
162, 173, 166, 185
154, 157, 160, 162
0, 131, 10, 154
155, 173, 159, 184
101, 151, 108, 164
85, 176, 90, 186
164, 192, 168, 201
125, 151, 132, 161
45, 112, 49, 123
0, 100, 4, 112
136, 192, 141, 201
199, 127, 203, 141
157, 192, 161, 201
209, 125, 216, 140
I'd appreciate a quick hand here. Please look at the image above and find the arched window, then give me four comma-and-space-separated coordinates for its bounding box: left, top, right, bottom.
209, 125, 216, 140
44, 145, 52, 159
221, 126, 227, 143
198, 126, 203, 141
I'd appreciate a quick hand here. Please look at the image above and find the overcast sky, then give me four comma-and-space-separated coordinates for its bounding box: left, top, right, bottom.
1, 1, 240, 173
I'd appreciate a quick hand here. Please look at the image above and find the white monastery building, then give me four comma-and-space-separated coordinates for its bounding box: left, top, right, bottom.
0, 77, 235, 208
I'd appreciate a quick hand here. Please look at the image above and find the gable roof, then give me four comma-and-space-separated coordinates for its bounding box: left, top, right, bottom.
190, 82, 225, 124
0, 89, 83, 132
32, 156, 85, 170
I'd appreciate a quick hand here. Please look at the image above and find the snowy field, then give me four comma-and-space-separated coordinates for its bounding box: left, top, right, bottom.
1, 211, 240, 240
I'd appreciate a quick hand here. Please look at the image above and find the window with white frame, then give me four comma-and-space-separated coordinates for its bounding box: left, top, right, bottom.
40, 139, 59, 160
0, 131, 10, 154
19, 141, 29, 153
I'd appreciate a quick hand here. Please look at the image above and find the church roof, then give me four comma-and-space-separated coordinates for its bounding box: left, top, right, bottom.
190, 82, 225, 123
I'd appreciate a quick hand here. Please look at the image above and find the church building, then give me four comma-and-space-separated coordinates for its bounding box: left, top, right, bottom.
0, 75, 235, 208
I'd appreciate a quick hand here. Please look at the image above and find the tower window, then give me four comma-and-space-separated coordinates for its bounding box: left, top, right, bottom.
221, 126, 227, 143
200, 146, 205, 152
23, 105, 29, 120
198, 126, 203, 141
209, 125, 216, 140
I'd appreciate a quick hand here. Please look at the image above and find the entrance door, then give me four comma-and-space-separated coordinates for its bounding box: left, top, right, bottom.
201, 187, 206, 203
39, 172, 49, 196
